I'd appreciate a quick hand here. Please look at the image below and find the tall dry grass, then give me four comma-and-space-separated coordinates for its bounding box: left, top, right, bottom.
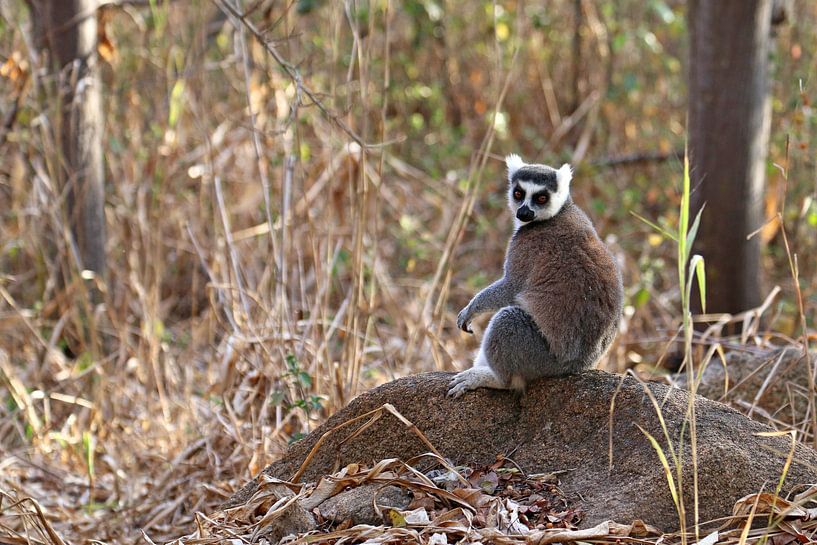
0, 1, 816, 542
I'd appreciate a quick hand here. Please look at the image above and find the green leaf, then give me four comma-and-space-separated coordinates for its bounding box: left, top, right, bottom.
678, 153, 691, 265
270, 390, 285, 405
612, 33, 627, 52
83, 431, 95, 478
168, 79, 185, 129
685, 204, 705, 258
651, 0, 676, 24
296, 0, 321, 14
77, 352, 94, 372
693, 256, 706, 314
286, 353, 299, 372
634, 287, 651, 308
298, 371, 313, 388
289, 432, 306, 444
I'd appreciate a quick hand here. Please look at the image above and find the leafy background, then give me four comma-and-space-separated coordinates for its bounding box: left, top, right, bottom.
0, 0, 816, 541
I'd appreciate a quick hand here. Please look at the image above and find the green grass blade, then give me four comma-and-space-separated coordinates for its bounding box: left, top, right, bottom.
694, 256, 706, 314
686, 255, 706, 315
686, 204, 705, 256
679, 153, 691, 264
630, 211, 679, 242
637, 424, 680, 513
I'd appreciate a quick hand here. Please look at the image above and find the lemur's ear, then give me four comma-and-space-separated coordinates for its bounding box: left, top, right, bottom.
556, 163, 573, 188
505, 153, 526, 181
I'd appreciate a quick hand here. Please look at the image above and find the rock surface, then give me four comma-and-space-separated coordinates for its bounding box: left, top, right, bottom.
676, 347, 814, 427
317, 484, 413, 526
226, 371, 817, 531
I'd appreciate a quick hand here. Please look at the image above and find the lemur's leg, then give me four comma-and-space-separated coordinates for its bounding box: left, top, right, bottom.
448, 306, 556, 398
483, 306, 560, 383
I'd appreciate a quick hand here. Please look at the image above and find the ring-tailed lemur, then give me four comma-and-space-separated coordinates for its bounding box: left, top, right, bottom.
448, 154, 623, 398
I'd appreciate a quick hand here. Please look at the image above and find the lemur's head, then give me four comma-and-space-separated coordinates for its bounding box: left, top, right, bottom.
505, 154, 572, 226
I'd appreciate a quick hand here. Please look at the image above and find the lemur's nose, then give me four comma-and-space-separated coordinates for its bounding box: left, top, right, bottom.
516, 206, 534, 222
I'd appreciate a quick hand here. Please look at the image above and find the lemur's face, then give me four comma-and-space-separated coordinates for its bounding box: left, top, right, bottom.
505, 154, 572, 226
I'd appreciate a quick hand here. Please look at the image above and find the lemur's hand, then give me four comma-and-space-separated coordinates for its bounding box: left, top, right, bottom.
457, 306, 474, 334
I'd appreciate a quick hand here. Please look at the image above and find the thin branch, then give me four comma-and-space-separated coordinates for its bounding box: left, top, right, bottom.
213, 0, 375, 148
591, 148, 685, 168
0, 93, 22, 149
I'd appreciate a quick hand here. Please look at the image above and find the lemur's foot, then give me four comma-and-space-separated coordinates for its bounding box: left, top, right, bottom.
447, 368, 501, 398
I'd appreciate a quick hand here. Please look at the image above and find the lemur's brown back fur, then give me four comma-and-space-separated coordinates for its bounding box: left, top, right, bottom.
508, 200, 623, 365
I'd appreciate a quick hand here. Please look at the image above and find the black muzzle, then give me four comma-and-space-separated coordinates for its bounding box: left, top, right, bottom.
516, 206, 534, 222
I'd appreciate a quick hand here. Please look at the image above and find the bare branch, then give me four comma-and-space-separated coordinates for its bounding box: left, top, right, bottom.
213, 0, 372, 147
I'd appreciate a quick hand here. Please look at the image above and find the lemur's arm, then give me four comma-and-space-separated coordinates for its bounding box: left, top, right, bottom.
457, 277, 517, 333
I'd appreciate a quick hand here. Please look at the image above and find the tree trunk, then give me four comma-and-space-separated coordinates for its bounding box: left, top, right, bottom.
688, 0, 772, 315
31, 0, 106, 279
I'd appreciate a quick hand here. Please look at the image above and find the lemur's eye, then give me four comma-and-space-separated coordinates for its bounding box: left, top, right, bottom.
513, 189, 523, 201
535, 194, 549, 205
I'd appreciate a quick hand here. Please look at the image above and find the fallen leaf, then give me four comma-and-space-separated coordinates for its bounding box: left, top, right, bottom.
386, 508, 406, 528
402, 507, 430, 525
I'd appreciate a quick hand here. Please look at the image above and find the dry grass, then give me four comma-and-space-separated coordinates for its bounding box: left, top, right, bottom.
1, 1, 817, 543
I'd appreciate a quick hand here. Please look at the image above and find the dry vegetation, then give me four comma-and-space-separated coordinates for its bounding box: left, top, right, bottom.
1, 1, 816, 543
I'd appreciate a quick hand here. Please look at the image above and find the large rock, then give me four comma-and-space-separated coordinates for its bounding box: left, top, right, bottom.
226, 371, 817, 531
676, 347, 814, 427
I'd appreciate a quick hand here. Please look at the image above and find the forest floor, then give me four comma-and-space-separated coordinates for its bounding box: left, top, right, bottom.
3, 1, 817, 543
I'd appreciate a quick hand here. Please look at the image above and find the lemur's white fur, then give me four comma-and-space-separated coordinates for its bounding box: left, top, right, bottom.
510, 180, 544, 230
550, 163, 573, 218
505, 153, 526, 179
505, 155, 573, 230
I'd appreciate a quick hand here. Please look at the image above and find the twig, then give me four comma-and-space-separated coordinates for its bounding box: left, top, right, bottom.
591, 149, 685, 168
213, 0, 373, 148
186, 222, 240, 333
0, 93, 21, 149
291, 403, 456, 484
228, 0, 279, 283
213, 175, 252, 321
